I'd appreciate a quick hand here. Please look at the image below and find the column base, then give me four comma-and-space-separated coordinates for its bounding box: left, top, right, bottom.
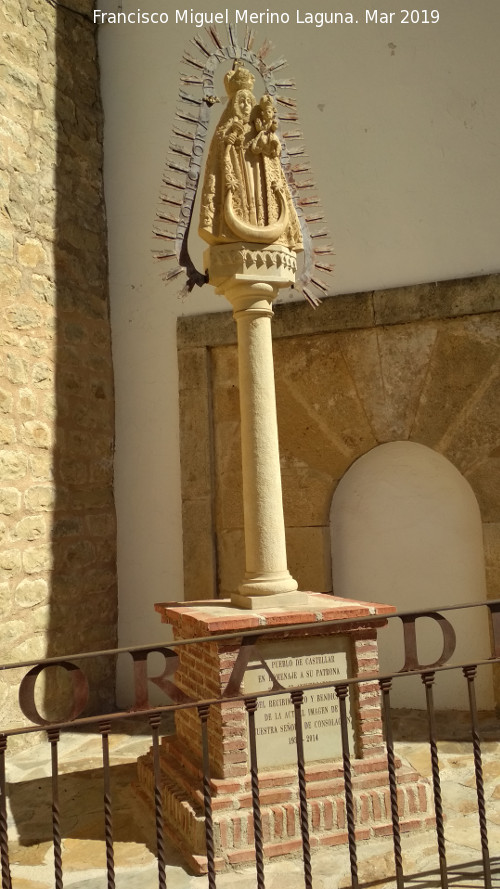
236, 569, 299, 600
231, 588, 310, 609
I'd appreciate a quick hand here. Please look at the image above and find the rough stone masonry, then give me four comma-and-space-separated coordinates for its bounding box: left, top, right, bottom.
0, 0, 117, 730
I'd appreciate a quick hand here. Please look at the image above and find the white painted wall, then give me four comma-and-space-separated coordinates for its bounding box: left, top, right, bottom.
330, 442, 493, 710
97, 1, 500, 701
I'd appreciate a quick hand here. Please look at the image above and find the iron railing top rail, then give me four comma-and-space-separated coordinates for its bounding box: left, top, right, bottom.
1, 596, 499, 674
1, 651, 499, 739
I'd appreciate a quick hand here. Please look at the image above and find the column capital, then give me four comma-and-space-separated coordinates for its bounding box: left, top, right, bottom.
205, 242, 298, 310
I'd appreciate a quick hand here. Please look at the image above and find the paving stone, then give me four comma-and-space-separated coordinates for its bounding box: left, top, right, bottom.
5, 879, 51, 889
61, 837, 155, 871
445, 813, 500, 853
56, 756, 104, 775
338, 849, 397, 886
108, 737, 152, 759
440, 780, 482, 815
437, 740, 473, 754
395, 744, 432, 778
8, 840, 52, 866
75, 861, 198, 889
464, 758, 500, 788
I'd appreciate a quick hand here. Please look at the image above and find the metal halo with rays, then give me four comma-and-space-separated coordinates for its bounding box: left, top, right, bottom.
153, 23, 335, 307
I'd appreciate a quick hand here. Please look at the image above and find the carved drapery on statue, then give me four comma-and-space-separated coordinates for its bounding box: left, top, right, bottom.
199, 63, 303, 251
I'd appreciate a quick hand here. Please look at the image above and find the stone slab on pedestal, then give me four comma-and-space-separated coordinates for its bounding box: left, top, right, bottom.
242, 634, 355, 767
136, 595, 434, 872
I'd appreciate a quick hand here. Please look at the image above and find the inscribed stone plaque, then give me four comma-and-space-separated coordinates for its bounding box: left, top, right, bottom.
242, 636, 355, 768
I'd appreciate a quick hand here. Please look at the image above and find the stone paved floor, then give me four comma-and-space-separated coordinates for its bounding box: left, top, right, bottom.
4, 712, 500, 889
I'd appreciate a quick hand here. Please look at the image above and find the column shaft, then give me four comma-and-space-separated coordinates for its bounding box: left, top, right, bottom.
234, 300, 296, 595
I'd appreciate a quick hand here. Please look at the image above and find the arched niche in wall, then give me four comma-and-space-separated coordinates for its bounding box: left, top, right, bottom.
330, 441, 493, 711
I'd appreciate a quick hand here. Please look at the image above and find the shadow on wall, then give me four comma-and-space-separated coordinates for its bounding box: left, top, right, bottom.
42, 3, 117, 719
330, 441, 493, 711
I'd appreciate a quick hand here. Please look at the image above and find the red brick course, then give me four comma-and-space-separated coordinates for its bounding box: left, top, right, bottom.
137, 742, 433, 872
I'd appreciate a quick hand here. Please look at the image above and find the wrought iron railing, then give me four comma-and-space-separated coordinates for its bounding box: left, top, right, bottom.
1, 599, 499, 889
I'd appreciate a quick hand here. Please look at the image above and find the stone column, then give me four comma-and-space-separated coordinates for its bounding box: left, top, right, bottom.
207, 242, 308, 608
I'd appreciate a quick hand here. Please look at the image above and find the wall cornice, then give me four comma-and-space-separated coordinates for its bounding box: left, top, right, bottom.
178, 273, 500, 349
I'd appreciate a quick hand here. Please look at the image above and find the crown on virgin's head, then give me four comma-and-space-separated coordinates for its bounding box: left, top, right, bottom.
224, 62, 255, 97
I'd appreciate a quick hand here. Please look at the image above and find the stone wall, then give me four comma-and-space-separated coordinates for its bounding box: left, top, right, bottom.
178, 275, 500, 703
0, 0, 117, 727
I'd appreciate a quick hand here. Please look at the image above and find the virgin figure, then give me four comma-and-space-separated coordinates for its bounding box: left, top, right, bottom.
198, 62, 303, 252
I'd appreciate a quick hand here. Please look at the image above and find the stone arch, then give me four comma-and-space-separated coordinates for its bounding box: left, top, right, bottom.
329, 441, 493, 710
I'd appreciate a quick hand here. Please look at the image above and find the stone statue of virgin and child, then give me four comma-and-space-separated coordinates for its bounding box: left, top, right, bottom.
198, 62, 303, 252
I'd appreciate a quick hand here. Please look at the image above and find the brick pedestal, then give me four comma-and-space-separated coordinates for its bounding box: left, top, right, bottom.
137, 595, 434, 872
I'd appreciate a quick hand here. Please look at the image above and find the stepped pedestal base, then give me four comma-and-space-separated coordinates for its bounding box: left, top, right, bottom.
136, 595, 434, 871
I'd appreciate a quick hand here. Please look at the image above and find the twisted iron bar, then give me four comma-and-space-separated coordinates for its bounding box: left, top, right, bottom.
198, 704, 216, 889
291, 690, 312, 889
149, 714, 167, 889
245, 697, 266, 889
421, 673, 448, 889
379, 679, 404, 889
99, 722, 116, 889
336, 684, 358, 889
463, 666, 491, 889
48, 728, 63, 889
0, 736, 12, 889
